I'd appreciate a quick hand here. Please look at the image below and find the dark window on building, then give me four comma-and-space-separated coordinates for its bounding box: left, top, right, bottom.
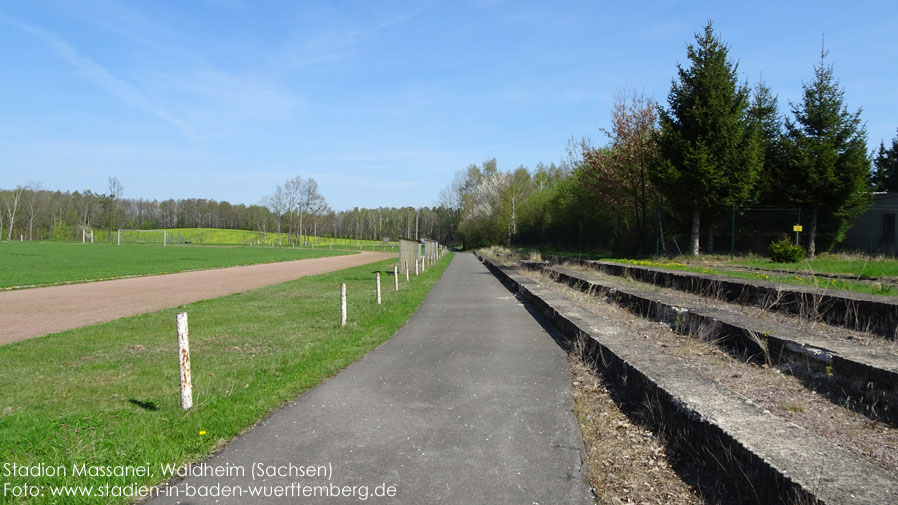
883, 213, 896, 241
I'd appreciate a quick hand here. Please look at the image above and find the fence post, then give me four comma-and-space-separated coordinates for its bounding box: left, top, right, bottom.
376, 272, 382, 305
164, 230, 167, 248
340, 283, 347, 327
405, 262, 409, 282
415, 258, 419, 276
117, 230, 121, 246
394, 265, 399, 291
176, 312, 193, 410
730, 206, 736, 258
869, 202, 875, 256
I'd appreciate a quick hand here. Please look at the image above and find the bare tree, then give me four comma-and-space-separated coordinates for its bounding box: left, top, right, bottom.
264, 185, 287, 245
25, 183, 43, 240
283, 176, 302, 242
580, 90, 659, 252
297, 178, 324, 245
505, 167, 532, 244
4, 185, 24, 240
310, 201, 330, 246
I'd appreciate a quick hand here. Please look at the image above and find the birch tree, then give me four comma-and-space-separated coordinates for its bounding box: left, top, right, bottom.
4, 186, 24, 240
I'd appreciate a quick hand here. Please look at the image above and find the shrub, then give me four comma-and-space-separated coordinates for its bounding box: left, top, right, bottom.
768, 237, 805, 263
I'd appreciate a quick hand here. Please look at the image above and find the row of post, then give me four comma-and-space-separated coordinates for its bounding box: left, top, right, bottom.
177, 253, 446, 410
340, 261, 417, 327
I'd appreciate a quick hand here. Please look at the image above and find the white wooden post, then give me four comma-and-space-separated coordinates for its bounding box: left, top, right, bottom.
176, 312, 193, 410
415, 258, 419, 276
164, 230, 167, 247
82, 229, 85, 243
340, 283, 347, 327
405, 262, 409, 282
394, 265, 399, 291
376, 273, 382, 305
117, 230, 121, 246
90, 230, 94, 243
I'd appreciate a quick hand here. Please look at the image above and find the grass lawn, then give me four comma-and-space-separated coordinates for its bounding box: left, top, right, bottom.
0, 253, 452, 504
111, 227, 395, 250
606, 257, 898, 296
0, 242, 353, 289
726, 256, 898, 278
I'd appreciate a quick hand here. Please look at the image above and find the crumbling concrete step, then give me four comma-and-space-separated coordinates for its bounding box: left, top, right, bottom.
560, 257, 898, 340
480, 254, 898, 505
525, 262, 898, 393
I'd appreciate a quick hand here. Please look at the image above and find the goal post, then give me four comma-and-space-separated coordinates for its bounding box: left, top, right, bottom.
117, 229, 168, 246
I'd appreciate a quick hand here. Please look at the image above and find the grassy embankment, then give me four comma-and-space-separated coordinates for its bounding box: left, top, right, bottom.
0, 242, 352, 289
0, 253, 453, 504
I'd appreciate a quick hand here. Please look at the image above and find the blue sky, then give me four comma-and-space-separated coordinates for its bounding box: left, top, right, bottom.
2, 1, 896, 210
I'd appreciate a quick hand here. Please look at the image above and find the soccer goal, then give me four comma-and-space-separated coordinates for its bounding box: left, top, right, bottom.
117, 229, 169, 246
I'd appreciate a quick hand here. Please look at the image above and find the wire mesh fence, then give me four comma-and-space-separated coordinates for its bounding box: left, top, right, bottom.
654, 202, 898, 257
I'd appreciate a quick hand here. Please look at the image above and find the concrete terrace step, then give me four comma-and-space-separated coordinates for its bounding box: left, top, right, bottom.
524, 262, 898, 394
547, 256, 898, 340
479, 253, 898, 505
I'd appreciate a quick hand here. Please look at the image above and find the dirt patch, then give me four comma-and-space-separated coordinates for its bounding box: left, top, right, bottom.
570, 355, 707, 504
1, 251, 393, 345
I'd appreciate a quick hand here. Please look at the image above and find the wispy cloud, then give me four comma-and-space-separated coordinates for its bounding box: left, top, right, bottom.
3, 14, 194, 135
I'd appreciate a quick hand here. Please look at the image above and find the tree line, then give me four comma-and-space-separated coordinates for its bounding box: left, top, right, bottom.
0, 175, 457, 245
445, 22, 886, 258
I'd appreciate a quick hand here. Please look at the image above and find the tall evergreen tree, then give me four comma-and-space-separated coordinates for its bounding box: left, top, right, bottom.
748, 79, 783, 202
654, 22, 761, 255
780, 48, 870, 257
871, 130, 898, 192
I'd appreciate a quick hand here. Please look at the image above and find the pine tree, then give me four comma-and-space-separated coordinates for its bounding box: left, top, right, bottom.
781, 48, 870, 257
748, 79, 783, 202
871, 130, 898, 192
654, 22, 761, 255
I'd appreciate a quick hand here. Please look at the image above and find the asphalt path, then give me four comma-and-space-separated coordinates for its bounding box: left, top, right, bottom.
145, 252, 593, 504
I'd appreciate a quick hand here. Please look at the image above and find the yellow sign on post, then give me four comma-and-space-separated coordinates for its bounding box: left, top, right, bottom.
793, 225, 803, 232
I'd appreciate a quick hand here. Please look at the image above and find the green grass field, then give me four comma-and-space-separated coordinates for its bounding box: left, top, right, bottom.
726, 255, 898, 278
0, 242, 354, 289
111, 227, 396, 250
0, 253, 452, 504
608, 257, 898, 296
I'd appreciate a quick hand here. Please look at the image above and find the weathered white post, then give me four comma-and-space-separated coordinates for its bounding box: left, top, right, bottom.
176, 312, 193, 410
376, 272, 382, 305
415, 258, 419, 276
405, 262, 409, 282
393, 265, 399, 291
82, 229, 85, 243
117, 230, 121, 246
90, 230, 94, 243
163, 230, 167, 247
340, 283, 347, 327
